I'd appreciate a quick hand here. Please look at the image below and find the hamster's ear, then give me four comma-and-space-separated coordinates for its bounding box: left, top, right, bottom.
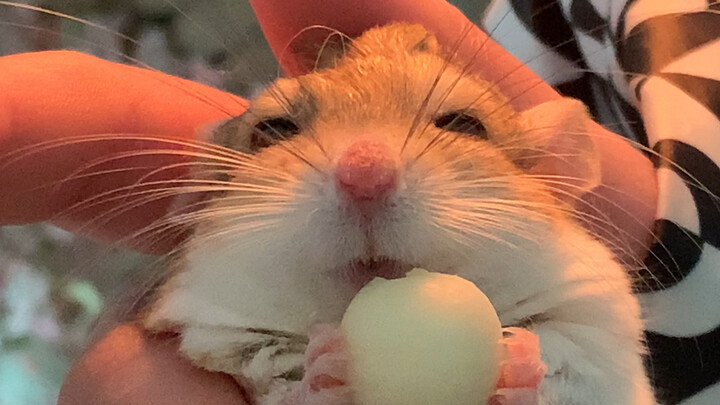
519, 98, 601, 200
350, 24, 441, 57
311, 32, 352, 72
288, 24, 441, 72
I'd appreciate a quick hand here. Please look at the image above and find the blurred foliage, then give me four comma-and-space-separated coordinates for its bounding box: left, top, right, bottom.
0, 1, 489, 404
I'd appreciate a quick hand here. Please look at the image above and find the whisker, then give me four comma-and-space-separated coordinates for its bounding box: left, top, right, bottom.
421, 167, 672, 287
52, 178, 294, 222
0, 134, 252, 172
400, 22, 476, 151
541, 130, 720, 205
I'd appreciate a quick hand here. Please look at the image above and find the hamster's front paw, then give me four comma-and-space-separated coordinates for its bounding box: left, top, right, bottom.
283, 324, 352, 405
488, 327, 546, 405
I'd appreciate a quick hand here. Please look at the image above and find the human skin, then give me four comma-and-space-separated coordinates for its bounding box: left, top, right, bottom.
0, 0, 657, 403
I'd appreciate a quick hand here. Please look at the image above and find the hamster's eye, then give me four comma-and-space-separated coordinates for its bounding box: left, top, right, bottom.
433, 112, 487, 139
251, 117, 301, 150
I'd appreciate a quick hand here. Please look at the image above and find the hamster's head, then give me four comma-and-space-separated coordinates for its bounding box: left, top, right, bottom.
150, 24, 600, 332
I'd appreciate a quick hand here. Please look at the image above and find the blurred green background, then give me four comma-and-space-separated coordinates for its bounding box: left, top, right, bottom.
0, 1, 490, 404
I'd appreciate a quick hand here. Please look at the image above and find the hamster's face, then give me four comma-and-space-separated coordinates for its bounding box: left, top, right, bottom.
166, 24, 598, 330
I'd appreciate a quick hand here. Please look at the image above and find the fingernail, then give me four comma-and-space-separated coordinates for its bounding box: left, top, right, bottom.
488, 394, 506, 405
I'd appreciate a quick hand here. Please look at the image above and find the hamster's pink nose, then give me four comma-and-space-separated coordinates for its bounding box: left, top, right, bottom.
335, 141, 397, 202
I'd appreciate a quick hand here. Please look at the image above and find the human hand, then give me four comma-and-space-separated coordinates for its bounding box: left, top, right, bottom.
0, 0, 657, 404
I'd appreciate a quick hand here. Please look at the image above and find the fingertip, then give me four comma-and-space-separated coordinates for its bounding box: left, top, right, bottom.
58, 324, 247, 405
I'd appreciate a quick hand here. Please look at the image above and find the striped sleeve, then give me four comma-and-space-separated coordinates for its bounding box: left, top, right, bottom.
482, 1, 720, 404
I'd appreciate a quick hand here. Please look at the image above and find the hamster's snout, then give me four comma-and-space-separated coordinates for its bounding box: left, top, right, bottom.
335, 141, 397, 212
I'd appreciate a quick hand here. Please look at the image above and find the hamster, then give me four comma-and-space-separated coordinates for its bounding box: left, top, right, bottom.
142, 23, 657, 405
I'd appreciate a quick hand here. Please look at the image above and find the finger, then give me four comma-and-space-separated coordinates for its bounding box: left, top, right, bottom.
57, 324, 249, 405
579, 122, 658, 263
249, 0, 559, 111
0, 51, 247, 251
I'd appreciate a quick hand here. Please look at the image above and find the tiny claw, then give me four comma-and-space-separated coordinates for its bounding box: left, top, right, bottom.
496, 327, 546, 389
306, 352, 349, 392
283, 324, 352, 405
309, 374, 346, 392
489, 328, 545, 405
306, 324, 348, 366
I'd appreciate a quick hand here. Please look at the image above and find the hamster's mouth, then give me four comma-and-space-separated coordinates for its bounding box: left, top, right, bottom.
341, 257, 415, 291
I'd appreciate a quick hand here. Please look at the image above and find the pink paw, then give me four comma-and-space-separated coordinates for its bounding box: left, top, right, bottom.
488, 328, 547, 405
283, 325, 352, 405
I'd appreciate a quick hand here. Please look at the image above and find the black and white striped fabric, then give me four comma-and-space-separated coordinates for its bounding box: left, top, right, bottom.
482, 1, 720, 404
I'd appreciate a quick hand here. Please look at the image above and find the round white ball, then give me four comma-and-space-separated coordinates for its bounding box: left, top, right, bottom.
341, 269, 502, 405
